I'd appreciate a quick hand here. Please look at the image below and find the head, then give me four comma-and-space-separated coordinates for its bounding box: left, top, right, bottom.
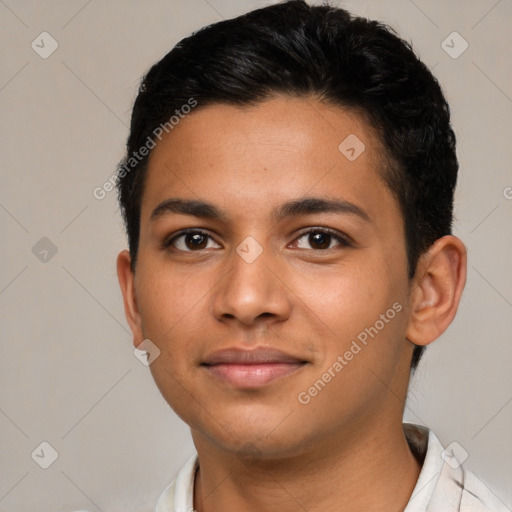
116, 0, 466, 458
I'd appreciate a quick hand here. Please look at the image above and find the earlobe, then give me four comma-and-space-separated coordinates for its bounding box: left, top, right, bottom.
116, 250, 144, 348
406, 236, 467, 347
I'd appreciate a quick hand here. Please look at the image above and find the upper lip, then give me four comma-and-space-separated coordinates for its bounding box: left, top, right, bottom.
202, 347, 307, 365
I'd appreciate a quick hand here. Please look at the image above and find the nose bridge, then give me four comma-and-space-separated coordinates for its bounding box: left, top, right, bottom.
212, 235, 291, 326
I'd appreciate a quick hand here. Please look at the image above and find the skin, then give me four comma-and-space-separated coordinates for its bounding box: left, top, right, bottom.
117, 95, 467, 511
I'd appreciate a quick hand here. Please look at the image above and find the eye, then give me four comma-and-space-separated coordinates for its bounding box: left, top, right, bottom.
163, 227, 352, 253
164, 230, 221, 252
291, 228, 351, 251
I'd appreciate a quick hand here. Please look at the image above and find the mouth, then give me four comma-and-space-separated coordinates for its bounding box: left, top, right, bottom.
201, 347, 309, 388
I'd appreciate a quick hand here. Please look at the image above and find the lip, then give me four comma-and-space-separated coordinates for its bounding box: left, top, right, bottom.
202, 347, 308, 388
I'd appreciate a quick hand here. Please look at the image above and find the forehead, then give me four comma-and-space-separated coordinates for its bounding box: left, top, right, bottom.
140, 95, 397, 228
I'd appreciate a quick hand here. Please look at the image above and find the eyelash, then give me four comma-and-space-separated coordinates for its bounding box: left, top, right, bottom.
163, 227, 352, 252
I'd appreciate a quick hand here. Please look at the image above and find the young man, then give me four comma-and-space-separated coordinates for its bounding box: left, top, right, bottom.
116, 1, 505, 510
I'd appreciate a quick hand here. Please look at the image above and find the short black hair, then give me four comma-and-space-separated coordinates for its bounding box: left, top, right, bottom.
116, 0, 458, 371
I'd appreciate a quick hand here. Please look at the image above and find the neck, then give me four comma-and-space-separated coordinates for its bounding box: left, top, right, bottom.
192, 420, 422, 512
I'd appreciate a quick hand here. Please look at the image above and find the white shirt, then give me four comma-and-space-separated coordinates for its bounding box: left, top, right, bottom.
155, 423, 507, 511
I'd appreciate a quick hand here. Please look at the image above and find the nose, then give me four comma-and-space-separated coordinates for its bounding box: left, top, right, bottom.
211, 240, 292, 327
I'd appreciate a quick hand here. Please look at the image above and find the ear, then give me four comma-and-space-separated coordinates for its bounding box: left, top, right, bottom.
406, 235, 467, 346
117, 250, 144, 348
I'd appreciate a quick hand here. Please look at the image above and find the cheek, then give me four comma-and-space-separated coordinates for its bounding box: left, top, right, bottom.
292, 256, 409, 367
292, 260, 390, 328
135, 260, 205, 336
136, 263, 207, 418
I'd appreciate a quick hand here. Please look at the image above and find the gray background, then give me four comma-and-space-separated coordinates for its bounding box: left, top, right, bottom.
1, 0, 511, 511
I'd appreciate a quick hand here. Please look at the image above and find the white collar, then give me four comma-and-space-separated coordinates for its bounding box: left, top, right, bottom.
156, 423, 506, 511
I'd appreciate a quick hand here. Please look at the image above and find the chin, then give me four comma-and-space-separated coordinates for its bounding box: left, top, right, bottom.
192, 412, 314, 461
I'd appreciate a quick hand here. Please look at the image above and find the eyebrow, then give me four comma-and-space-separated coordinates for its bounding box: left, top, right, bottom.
150, 197, 371, 224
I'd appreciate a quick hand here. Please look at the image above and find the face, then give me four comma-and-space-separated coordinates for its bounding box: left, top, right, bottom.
121, 95, 416, 458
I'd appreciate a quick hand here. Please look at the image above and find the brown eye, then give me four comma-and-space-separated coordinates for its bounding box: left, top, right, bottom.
165, 230, 221, 252
293, 228, 351, 250
308, 232, 331, 249
183, 232, 208, 250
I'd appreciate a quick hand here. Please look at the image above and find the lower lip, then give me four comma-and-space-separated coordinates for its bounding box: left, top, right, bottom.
204, 362, 305, 388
